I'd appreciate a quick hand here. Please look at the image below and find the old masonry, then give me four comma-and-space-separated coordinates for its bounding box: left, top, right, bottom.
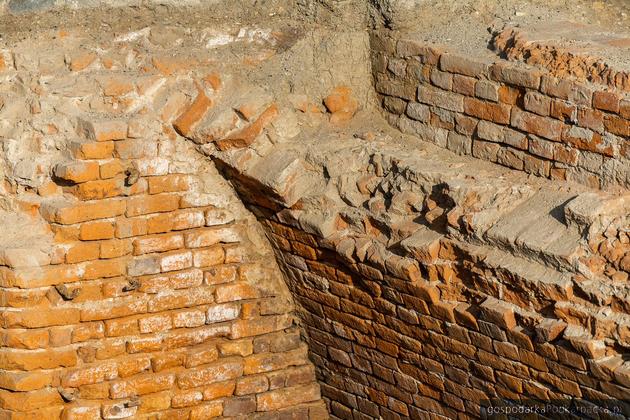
0, 0, 629, 418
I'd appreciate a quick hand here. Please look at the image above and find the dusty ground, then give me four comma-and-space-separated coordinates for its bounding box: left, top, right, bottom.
2, 0, 629, 68
395, 0, 630, 67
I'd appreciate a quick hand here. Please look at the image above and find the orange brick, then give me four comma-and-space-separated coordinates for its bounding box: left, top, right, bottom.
100, 277, 135, 298
214, 282, 259, 303
37, 181, 62, 197
604, 115, 630, 137
147, 209, 205, 234
148, 174, 192, 194
74, 178, 123, 200
236, 375, 269, 395
79, 382, 110, 399
185, 346, 219, 368
160, 250, 193, 272
100, 239, 133, 259
162, 324, 230, 351
172, 390, 203, 408
511, 109, 564, 142
452, 74, 476, 96
215, 104, 278, 150
184, 227, 241, 248
217, 339, 253, 357
133, 233, 184, 255
204, 266, 237, 285
0, 347, 77, 370
0, 370, 53, 392
202, 380, 236, 400
243, 346, 308, 375
324, 86, 357, 115
101, 401, 138, 418
126, 194, 180, 217
152, 55, 196, 76
100, 159, 125, 179
79, 220, 115, 240
65, 241, 100, 263
117, 355, 151, 378
114, 139, 158, 159
190, 401, 223, 419
160, 92, 189, 122
1, 307, 80, 329
138, 269, 204, 293
256, 384, 321, 411
115, 217, 148, 238
0, 329, 49, 349
110, 373, 175, 398
0, 288, 48, 308
464, 97, 511, 124
77, 119, 128, 142
54, 161, 100, 184
104, 317, 139, 337
127, 336, 163, 354
177, 359, 243, 389
206, 303, 239, 324
230, 315, 292, 339
9, 264, 83, 288
151, 352, 185, 372
148, 287, 213, 312
138, 391, 171, 413
81, 295, 147, 321
41, 199, 126, 225
95, 341, 126, 360
61, 403, 102, 419
0, 388, 62, 411
47, 224, 77, 241
70, 141, 115, 160
224, 246, 244, 264
479, 297, 517, 330
71, 322, 105, 343
173, 90, 213, 137
173, 309, 206, 328
193, 246, 225, 268
138, 313, 173, 333
61, 362, 117, 387
593, 90, 620, 113
146, 212, 173, 234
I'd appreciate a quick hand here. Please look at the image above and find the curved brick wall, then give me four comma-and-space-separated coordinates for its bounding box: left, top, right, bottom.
0, 21, 330, 419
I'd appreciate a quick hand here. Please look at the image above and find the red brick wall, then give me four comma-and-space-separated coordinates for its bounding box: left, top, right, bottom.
371, 33, 630, 190
240, 204, 630, 419
0, 118, 326, 419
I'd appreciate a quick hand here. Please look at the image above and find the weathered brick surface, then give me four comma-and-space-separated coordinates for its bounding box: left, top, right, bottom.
209, 111, 630, 419
0, 44, 325, 418
373, 36, 630, 190
1, 12, 629, 420
242, 206, 630, 419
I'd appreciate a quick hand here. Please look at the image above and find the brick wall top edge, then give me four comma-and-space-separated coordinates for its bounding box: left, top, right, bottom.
394, 36, 630, 99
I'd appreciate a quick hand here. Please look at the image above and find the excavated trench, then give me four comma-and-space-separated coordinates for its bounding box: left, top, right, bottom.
0, 1, 629, 419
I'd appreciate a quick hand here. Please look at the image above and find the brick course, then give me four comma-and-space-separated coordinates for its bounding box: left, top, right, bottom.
0, 110, 325, 418
375, 36, 630, 190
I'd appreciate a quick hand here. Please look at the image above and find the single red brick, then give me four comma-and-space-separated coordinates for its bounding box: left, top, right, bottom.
464, 98, 510, 124
77, 119, 128, 142
54, 161, 100, 184
593, 90, 620, 113
479, 297, 517, 330
173, 90, 213, 137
